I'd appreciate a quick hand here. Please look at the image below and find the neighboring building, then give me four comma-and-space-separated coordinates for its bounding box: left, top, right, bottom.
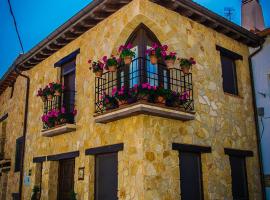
242, 0, 270, 199
0, 0, 265, 199
251, 28, 270, 200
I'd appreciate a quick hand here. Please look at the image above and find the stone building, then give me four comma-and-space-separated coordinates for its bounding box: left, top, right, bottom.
0, 0, 265, 199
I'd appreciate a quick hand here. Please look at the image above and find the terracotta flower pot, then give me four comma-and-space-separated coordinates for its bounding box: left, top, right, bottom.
108, 65, 117, 72
150, 55, 158, 65
165, 59, 175, 69
60, 118, 66, 124
95, 71, 103, 78
181, 66, 191, 74
118, 100, 127, 106
47, 95, 53, 101
157, 96, 165, 103
55, 90, 61, 96
124, 56, 132, 65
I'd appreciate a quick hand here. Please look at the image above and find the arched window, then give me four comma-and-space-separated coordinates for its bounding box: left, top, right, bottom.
118, 24, 170, 89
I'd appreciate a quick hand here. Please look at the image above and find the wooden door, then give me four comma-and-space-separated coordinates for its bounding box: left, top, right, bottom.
58, 158, 75, 200
95, 153, 118, 200
180, 152, 204, 200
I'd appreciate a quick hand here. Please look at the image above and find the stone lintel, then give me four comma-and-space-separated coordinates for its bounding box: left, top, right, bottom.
41, 124, 76, 137
94, 103, 196, 123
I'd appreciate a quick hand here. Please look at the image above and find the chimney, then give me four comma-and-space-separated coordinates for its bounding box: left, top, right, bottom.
242, 0, 265, 31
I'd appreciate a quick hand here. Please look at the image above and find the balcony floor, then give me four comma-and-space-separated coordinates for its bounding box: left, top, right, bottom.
94, 101, 195, 123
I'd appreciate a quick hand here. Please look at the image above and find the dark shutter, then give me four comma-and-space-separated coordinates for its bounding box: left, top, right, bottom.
221, 55, 238, 95
95, 153, 118, 200
58, 158, 75, 200
179, 152, 204, 200
14, 137, 23, 172
229, 156, 249, 200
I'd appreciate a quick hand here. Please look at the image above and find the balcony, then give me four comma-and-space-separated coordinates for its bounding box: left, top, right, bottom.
94, 57, 195, 123
41, 90, 76, 137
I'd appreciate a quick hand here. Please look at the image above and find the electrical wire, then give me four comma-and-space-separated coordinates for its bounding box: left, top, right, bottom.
7, 0, 24, 54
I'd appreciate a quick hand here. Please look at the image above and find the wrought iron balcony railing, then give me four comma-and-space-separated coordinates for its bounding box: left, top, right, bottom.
95, 57, 194, 114
43, 90, 76, 129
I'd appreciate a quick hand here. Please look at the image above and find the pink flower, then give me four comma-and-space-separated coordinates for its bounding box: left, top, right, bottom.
162, 45, 168, 51
49, 83, 53, 88
61, 107, 65, 114
112, 87, 117, 96
153, 86, 157, 90
152, 43, 159, 49
61, 85, 65, 90
118, 45, 124, 52
103, 56, 108, 63
126, 43, 133, 49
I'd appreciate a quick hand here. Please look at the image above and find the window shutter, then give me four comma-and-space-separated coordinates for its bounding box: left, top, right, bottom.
14, 137, 23, 172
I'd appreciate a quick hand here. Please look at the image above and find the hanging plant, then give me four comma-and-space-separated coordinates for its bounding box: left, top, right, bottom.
146, 43, 168, 65
103, 55, 119, 72
88, 60, 104, 77
118, 43, 136, 65
164, 52, 177, 69
49, 82, 64, 96
179, 57, 196, 74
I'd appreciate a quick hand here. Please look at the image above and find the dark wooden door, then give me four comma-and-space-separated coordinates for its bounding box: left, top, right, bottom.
95, 153, 118, 200
179, 152, 204, 200
58, 158, 75, 200
229, 156, 249, 200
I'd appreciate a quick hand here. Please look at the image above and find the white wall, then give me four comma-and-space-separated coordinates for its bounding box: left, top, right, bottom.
251, 36, 270, 199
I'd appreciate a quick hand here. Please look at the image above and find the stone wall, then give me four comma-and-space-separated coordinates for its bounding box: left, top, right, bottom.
0, 75, 27, 199
0, 0, 262, 199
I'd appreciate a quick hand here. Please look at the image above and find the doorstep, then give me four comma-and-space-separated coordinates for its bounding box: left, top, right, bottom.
41, 124, 76, 137
94, 102, 196, 123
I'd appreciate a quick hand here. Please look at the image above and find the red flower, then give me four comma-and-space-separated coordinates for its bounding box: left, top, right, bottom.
88, 59, 92, 64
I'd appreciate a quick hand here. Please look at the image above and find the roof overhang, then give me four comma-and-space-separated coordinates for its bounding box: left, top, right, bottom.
150, 0, 264, 48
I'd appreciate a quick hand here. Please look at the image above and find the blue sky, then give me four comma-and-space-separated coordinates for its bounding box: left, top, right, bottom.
0, 0, 269, 78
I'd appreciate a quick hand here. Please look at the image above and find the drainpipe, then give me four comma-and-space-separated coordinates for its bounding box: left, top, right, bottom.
14, 66, 30, 200
248, 43, 266, 200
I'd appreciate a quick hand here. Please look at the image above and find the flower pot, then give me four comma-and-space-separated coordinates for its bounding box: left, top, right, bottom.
118, 100, 127, 106
150, 55, 158, 65
108, 65, 117, 72
157, 96, 165, 104
124, 56, 132, 65
165, 59, 175, 69
55, 90, 61, 96
181, 66, 191, 74
47, 95, 53, 101
95, 71, 103, 78
60, 118, 66, 124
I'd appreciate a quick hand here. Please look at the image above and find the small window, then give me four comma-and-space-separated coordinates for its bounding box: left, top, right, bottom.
179, 152, 204, 200
216, 45, 242, 96
229, 156, 249, 199
61, 60, 76, 114
15, 137, 23, 172
221, 55, 238, 95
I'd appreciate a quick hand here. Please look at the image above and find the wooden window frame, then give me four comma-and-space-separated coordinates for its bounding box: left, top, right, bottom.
216, 45, 242, 96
